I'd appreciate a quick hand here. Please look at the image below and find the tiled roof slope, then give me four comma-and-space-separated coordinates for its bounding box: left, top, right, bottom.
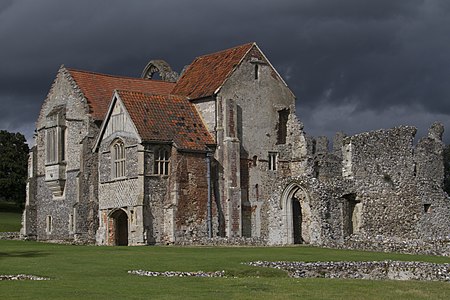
117, 90, 214, 150
172, 43, 254, 99
67, 69, 176, 120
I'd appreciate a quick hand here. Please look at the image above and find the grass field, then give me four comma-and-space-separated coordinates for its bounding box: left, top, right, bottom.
0, 240, 449, 299
0, 200, 22, 232
0, 212, 22, 232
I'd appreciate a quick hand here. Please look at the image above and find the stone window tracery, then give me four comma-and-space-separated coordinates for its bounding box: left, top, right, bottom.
154, 148, 170, 176
112, 140, 126, 178
44, 106, 67, 197
45, 124, 65, 164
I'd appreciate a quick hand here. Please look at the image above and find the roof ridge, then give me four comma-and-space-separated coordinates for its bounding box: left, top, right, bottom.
195, 42, 255, 59
66, 68, 176, 84
116, 89, 187, 99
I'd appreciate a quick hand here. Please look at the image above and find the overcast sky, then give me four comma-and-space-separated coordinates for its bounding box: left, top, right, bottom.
1, 0, 450, 146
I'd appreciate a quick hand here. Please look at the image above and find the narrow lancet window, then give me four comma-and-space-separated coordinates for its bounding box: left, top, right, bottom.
268, 152, 278, 171
112, 140, 125, 178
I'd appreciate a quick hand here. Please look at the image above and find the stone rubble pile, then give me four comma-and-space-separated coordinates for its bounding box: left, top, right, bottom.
0, 274, 49, 281
128, 270, 226, 277
246, 260, 450, 281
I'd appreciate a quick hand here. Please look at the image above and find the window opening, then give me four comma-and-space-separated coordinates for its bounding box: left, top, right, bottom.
46, 128, 57, 164
61, 127, 66, 161
112, 141, 125, 178
69, 214, 74, 232
254, 64, 259, 80
46, 216, 52, 233
268, 152, 278, 171
277, 108, 289, 144
154, 148, 170, 175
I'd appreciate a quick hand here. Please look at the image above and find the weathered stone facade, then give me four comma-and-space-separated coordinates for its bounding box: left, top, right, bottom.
22, 43, 450, 254
22, 68, 100, 243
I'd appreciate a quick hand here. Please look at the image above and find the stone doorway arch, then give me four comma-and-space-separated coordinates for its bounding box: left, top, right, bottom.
108, 209, 129, 246
281, 182, 312, 245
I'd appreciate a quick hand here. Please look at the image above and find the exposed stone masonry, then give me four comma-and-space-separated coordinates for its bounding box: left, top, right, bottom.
247, 260, 450, 281
22, 43, 450, 254
128, 270, 225, 278
0, 274, 50, 281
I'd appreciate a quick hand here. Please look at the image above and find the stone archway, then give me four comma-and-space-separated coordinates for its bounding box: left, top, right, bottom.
280, 182, 313, 245
141, 60, 179, 82
108, 209, 129, 246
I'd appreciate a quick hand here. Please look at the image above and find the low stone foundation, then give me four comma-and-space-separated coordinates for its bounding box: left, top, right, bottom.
174, 236, 266, 246
128, 270, 225, 277
0, 232, 21, 240
324, 235, 450, 256
0, 274, 49, 281
247, 260, 450, 281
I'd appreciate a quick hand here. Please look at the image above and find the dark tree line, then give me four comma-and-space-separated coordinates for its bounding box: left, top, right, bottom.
0, 130, 29, 207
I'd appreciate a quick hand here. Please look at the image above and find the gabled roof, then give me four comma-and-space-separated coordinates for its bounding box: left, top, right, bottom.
67, 68, 176, 120
171, 43, 254, 99
116, 90, 214, 151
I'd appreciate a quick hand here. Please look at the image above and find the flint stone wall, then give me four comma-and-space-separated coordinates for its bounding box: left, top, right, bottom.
248, 260, 450, 281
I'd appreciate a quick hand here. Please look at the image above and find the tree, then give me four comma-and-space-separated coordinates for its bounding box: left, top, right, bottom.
0, 130, 29, 207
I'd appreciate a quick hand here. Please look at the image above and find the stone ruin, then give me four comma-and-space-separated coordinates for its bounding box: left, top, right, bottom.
264, 121, 450, 255
20, 42, 450, 256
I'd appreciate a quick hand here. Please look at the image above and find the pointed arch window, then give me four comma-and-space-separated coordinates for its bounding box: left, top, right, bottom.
154, 148, 170, 176
112, 140, 126, 178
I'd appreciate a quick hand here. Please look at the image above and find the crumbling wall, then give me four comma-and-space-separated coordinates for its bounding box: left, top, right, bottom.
342, 126, 421, 239
414, 123, 450, 239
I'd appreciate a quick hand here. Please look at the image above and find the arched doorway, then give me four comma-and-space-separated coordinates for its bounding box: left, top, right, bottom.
281, 182, 312, 245
292, 198, 303, 244
109, 209, 128, 246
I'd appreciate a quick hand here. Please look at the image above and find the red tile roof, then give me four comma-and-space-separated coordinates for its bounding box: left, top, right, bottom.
172, 43, 254, 99
116, 90, 214, 150
67, 69, 176, 120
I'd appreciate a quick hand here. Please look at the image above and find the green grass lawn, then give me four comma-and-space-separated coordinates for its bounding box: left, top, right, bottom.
0, 240, 449, 299
0, 212, 22, 232
0, 200, 22, 232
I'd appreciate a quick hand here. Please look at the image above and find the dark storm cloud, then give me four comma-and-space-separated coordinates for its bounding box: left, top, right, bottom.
1, 0, 450, 144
